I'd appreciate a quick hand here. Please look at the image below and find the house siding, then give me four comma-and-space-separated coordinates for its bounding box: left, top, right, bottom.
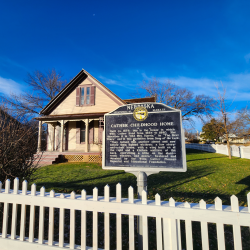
50, 78, 121, 116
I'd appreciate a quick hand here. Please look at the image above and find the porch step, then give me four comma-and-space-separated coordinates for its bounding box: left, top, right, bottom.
33, 153, 63, 167
32, 152, 102, 167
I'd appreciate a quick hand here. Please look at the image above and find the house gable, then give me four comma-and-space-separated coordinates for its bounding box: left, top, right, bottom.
40, 69, 125, 116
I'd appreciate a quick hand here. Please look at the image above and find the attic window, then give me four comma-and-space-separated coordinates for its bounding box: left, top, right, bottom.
76, 86, 95, 106
86, 87, 90, 104
80, 88, 85, 105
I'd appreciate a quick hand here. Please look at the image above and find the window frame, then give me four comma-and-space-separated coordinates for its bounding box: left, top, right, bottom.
79, 85, 94, 106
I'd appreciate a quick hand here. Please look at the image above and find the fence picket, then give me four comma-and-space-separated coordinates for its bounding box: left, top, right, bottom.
184, 202, 193, 250
231, 195, 242, 250
20, 180, 27, 241
59, 194, 65, 248
177, 219, 182, 250
29, 183, 36, 243
70, 191, 76, 249
128, 186, 134, 204
169, 197, 175, 207
116, 183, 122, 250
199, 199, 209, 250
38, 187, 45, 244
215, 197, 225, 250
167, 198, 179, 250
11, 178, 19, 239
2, 179, 10, 238
104, 185, 110, 250
163, 218, 172, 250
81, 190, 86, 250
247, 192, 250, 213
13, 177, 19, 194
142, 190, 148, 250
172, 219, 181, 250
5, 179, 10, 193
155, 194, 163, 250
128, 186, 134, 250
93, 187, 98, 250
48, 190, 55, 246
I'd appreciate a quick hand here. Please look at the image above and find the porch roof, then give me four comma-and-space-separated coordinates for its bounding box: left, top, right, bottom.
35, 112, 107, 121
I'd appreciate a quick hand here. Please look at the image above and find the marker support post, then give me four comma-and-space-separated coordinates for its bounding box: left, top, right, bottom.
129, 171, 157, 250
137, 171, 147, 250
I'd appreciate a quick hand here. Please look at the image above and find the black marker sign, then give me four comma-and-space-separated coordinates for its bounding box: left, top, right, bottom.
102, 103, 186, 173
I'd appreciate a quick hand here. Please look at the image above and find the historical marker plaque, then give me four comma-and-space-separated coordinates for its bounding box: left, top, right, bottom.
102, 103, 186, 173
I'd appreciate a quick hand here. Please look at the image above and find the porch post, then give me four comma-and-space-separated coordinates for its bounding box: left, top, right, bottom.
60, 120, 64, 152
51, 124, 55, 151
85, 119, 89, 152
37, 121, 42, 152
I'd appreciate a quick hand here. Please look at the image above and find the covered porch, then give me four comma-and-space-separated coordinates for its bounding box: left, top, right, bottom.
36, 113, 106, 154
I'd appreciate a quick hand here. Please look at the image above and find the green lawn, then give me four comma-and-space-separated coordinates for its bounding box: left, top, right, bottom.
31, 149, 250, 206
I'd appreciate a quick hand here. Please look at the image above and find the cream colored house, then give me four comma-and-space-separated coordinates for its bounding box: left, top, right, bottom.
36, 69, 155, 159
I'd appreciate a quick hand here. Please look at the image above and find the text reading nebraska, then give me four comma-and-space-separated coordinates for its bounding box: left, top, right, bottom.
127, 104, 155, 110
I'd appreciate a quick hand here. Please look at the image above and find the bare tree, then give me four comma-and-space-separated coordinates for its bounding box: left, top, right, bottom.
1, 69, 67, 118
235, 107, 250, 139
0, 108, 43, 184
185, 130, 200, 143
132, 78, 215, 123
215, 83, 236, 159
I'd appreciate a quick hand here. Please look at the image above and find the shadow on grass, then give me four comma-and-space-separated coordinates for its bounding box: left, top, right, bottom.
186, 149, 207, 154
155, 172, 213, 191
62, 171, 125, 183
34, 166, 215, 199
187, 156, 227, 162
236, 175, 250, 198
148, 166, 214, 185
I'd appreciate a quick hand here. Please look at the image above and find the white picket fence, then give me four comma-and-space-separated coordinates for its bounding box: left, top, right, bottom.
0, 178, 250, 250
186, 143, 250, 159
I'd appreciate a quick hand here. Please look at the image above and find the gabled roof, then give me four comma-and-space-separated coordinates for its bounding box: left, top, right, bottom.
40, 69, 125, 115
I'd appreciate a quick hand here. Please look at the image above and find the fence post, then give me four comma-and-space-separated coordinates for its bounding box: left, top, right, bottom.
240, 146, 244, 158
137, 172, 147, 250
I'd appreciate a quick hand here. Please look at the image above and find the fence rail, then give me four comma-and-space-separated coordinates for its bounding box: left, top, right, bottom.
0, 178, 250, 249
186, 143, 250, 159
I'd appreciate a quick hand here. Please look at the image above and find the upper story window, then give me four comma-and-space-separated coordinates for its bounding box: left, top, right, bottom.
76, 86, 95, 106
86, 87, 90, 104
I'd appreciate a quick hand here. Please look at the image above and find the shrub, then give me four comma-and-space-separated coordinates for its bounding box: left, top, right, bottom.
0, 109, 42, 185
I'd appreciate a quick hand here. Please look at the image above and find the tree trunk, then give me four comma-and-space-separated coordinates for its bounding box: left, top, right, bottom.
226, 136, 232, 159
224, 115, 232, 159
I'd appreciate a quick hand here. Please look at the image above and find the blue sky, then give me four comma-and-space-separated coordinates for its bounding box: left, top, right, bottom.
0, 0, 250, 130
